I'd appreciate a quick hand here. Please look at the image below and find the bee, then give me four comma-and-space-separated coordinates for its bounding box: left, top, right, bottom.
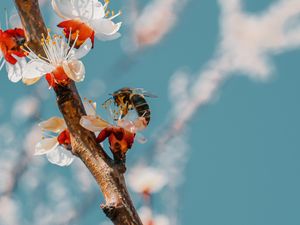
80, 101, 147, 162
103, 87, 157, 126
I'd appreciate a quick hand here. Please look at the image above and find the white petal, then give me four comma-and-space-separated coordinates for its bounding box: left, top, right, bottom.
51, 0, 79, 20
90, 1, 105, 20
70, 39, 92, 59
22, 60, 54, 79
95, 32, 121, 41
6, 63, 22, 83
77, 0, 104, 21
117, 119, 136, 133
117, 117, 147, 133
80, 115, 110, 132
91, 19, 121, 36
62, 59, 85, 82
6, 56, 26, 83
83, 100, 97, 116
22, 77, 41, 86
52, 0, 104, 21
34, 137, 58, 155
46, 145, 74, 166
133, 117, 147, 131
39, 117, 66, 133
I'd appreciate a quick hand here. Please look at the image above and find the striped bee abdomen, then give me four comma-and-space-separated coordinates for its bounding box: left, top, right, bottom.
131, 94, 151, 125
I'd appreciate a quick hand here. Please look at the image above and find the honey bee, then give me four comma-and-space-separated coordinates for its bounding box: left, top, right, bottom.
103, 87, 157, 126
80, 104, 147, 161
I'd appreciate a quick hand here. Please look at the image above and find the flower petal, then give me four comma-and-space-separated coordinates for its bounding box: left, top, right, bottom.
52, 0, 104, 21
62, 59, 85, 82
34, 137, 58, 155
22, 77, 41, 85
51, 0, 79, 20
76, 0, 105, 21
95, 32, 121, 41
83, 100, 97, 116
39, 117, 66, 133
70, 39, 92, 59
6, 56, 26, 83
80, 115, 110, 132
6, 63, 22, 82
22, 60, 54, 79
46, 145, 74, 166
91, 19, 121, 36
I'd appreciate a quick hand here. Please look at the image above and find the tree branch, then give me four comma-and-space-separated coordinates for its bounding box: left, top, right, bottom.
14, 0, 142, 224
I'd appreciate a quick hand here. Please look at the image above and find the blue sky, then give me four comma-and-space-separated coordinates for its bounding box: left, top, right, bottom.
1, 0, 300, 225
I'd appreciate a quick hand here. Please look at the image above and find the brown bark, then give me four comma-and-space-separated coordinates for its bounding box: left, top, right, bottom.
14, 0, 142, 224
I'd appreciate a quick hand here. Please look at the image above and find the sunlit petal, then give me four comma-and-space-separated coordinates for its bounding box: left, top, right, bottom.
83, 100, 97, 116
22, 77, 41, 85
80, 115, 110, 132
62, 59, 85, 82
34, 137, 58, 155
39, 117, 66, 133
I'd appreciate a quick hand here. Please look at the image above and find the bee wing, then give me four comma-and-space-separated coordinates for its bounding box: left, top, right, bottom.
102, 98, 113, 108
83, 100, 97, 116
133, 88, 158, 98
102, 99, 120, 122
135, 132, 147, 144
80, 115, 111, 132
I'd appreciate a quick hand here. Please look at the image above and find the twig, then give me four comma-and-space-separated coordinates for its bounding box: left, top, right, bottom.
13, 0, 142, 224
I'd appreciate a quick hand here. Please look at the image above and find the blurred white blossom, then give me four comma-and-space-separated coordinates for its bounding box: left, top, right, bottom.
125, 0, 187, 51
0, 197, 20, 225
139, 206, 170, 225
128, 165, 168, 194
12, 96, 39, 122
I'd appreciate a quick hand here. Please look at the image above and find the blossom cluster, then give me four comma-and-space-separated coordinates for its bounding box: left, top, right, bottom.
0, 0, 136, 166
0, 0, 121, 85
